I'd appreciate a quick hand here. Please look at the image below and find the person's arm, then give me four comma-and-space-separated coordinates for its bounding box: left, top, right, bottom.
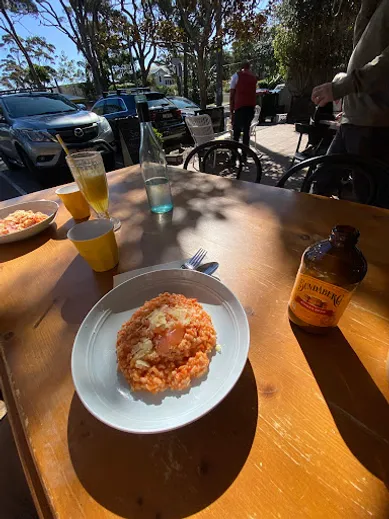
353, 0, 380, 47
312, 46, 389, 106
229, 73, 238, 122
332, 44, 389, 100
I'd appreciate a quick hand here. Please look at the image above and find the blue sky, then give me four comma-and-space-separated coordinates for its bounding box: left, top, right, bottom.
0, 0, 80, 65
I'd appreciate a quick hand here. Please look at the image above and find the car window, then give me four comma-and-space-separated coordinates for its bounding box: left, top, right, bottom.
92, 100, 105, 115
123, 95, 135, 112
170, 97, 198, 109
2, 94, 78, 118
104, 98, 127, 114
146, 93, 173, 108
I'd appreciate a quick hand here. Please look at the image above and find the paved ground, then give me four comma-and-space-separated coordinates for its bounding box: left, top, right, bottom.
180, 123, 308, 189
0, 155, 125, 203
0, 122, 307, 519
254, 123, 308, 188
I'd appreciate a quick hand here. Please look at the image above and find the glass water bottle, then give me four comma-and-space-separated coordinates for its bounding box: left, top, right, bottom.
136, 99, 173, 214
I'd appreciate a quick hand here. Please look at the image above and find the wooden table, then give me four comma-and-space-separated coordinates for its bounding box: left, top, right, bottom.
1, 167, 389, 519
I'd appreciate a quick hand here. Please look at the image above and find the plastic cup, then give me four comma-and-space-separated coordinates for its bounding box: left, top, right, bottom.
56, 184, 90, 220
67, 219, 119, 272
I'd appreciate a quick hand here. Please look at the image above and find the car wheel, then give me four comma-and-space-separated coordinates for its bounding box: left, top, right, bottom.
0, 150, 20, 171
16, 146, 52, 186
17, 147, 39, 175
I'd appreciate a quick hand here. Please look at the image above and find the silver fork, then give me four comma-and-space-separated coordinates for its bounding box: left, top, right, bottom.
181, 248, 207, 270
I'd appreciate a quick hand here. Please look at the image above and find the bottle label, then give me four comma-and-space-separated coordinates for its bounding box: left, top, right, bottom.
289, 273, 353, 327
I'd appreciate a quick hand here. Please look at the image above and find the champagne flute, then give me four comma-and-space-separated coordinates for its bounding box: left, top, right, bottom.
65, 151, 121, 231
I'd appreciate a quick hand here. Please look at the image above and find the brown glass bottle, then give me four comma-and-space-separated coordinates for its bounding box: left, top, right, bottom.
288, 225, 367, 334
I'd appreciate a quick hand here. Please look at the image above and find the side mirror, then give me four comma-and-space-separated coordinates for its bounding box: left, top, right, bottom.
76, 103, 86, 110
0, 114, 7, 124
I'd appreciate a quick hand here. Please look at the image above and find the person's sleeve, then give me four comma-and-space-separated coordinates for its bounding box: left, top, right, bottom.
332, 45, 389, 99
353, 0, 380, 47
230, 73, 238, 90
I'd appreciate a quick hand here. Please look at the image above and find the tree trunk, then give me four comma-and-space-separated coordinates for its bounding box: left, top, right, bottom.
73, 5, 105, 95
176, 72, 182, 95
197, 53, 208, 109
127, 39, 138, 87
54, 77, 62, 93
183, 45, 188, 98
0, 8, 43, 89
95, 52, 108, 91
215, 1, 223, 106
215, 48, 223, 106
139, 59, 148, 86
89, 59, 104, 95
107, 57, 117, 89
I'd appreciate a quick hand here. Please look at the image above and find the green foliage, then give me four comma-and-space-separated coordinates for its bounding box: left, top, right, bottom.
0, 33, 56, 88
26, 63, 53, 83
223, 80, 230, 92
228, 24, 281, 82
154, 84, 177, 96
267, 73, 284, 89
1, 0, 38, 16
155, 0, 266, 108
0, 1, 49, 87
56, 51, 85, 84
153, 127, 164, 146
272, 0, 359, 95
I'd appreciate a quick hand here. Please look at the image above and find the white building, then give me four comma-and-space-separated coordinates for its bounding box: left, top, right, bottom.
150, 65, 175, 87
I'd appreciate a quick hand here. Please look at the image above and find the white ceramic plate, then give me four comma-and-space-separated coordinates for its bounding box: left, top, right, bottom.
0, 200, 58, 244
72, 269, 250, 434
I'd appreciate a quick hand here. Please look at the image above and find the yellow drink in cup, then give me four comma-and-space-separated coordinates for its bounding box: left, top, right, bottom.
55, 183, 90, 220
78, 173, 109, 216
67, 219, 118, 272
66, 151, 121, 231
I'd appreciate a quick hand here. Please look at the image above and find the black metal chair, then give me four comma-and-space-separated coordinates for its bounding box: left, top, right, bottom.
291, 105, 337, 167
276, 153, 389, 206
183, 140, 262, 184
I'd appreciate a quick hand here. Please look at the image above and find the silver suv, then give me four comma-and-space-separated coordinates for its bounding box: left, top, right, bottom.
0, 91, 116, 182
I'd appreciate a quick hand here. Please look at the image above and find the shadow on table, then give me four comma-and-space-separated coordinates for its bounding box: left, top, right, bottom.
0, 224, 57, 263
1, 215, 87, 264
112, 170, 234, 270
291, 323, 389, 487
52, 217, 86, 240
54, 254, 116, 326
68, 361, 258, 519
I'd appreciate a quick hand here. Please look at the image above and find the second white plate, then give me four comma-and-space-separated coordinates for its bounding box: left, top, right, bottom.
0, 199, 58, 244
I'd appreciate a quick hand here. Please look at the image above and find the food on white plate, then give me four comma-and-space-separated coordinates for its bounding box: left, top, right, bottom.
116, 292, 217, 393
0, 209, 48, 236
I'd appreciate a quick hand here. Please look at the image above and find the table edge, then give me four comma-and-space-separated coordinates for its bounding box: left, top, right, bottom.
0, 347, 54, 519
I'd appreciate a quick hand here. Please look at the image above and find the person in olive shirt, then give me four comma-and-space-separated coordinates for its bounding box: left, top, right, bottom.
311, 0, 389, 206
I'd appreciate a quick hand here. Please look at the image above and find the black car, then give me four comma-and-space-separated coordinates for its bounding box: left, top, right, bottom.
91, 90, 187, 144
166, 96, 200, 118
167, 95, 225, 135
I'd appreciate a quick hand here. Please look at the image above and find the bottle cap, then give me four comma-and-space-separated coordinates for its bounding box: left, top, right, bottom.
330, 225, 360, 245
136, 98, 150, 123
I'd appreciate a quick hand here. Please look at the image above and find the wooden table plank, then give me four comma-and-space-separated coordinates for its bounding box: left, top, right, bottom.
1, 166, 389, 519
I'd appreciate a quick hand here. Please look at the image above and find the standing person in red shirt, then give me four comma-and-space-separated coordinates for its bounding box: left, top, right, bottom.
230, 61, 257, 148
